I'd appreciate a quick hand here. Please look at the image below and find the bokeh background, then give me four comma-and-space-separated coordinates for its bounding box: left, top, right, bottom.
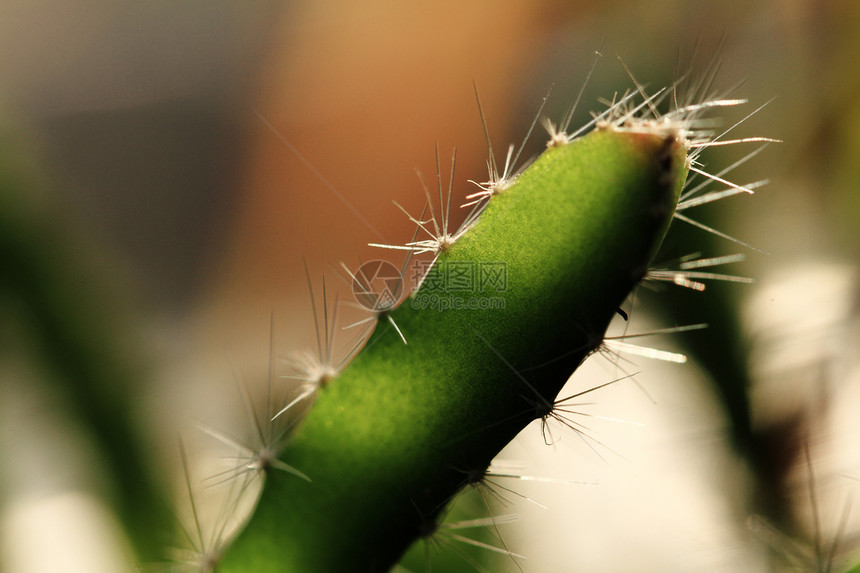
2, 1, 860, 571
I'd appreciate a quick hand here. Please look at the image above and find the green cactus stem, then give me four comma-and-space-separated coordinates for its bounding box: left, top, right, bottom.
218, 127, 688, 572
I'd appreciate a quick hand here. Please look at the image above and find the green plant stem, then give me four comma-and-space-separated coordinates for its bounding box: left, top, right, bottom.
219, 129, 687, 572
0, 139, 167, 561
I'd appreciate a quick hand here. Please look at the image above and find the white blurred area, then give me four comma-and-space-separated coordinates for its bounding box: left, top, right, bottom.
746, 263, 857, 426
1, 493, 134, 573
487, 316, 763, 572
746, 263, 860, 567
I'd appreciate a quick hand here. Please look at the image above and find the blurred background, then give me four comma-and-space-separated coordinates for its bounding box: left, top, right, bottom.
2, 0, 860, 571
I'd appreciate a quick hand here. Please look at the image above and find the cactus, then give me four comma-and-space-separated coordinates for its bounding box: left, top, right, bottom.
205, 73, 776, 572
3, 60, 806, 571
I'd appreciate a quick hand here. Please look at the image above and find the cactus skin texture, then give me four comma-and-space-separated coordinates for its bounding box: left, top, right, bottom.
217, 128, 688, 572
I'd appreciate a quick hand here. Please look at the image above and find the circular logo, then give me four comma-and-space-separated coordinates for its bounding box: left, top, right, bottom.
351, 260, 404, 311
